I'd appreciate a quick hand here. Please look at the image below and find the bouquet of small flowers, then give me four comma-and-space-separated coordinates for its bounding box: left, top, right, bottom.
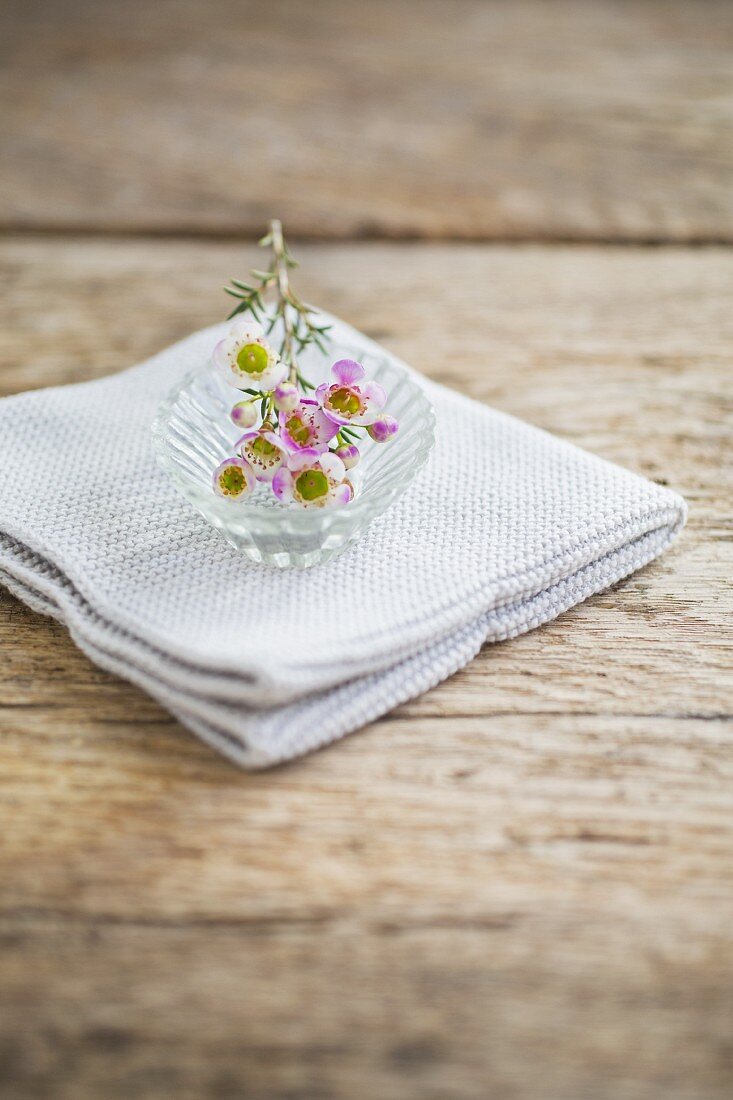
212, 221, 399, 508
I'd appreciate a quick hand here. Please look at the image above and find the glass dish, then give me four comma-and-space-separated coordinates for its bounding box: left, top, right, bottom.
152, 336, 436, 568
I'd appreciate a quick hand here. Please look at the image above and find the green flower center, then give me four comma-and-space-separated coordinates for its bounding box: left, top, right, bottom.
329, 387, 361, 416
219, 465, 246, 495
249, 436, 279, 458
236, 342, 268, 375
286, 415, 311, 446
295, 469, 329, 501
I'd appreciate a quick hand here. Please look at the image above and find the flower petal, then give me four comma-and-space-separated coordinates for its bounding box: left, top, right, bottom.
261, 429, 285, 450
363, 380, 387, 409
320, 407, 350, 427
231, 318, 264, 341
288, 447, 321, 471
257, 358, 287, 391
272, 467, 294, 502
212, 339, 229, 369
320, 452, 346, 481
332, 358, 365, 386
315, 413, 341, 445
234, 430, 258, 450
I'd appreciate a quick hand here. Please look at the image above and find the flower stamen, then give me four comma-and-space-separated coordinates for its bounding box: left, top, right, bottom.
236, 343, 269, 375
285, 415, 311, 446
295, 469, 329, 501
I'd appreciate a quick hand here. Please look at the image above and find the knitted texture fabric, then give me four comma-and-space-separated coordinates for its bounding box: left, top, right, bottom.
0, 317, 686, 767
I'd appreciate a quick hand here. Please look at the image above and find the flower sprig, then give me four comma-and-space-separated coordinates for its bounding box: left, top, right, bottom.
212, 221, 399, 509
224, 218, 330, 392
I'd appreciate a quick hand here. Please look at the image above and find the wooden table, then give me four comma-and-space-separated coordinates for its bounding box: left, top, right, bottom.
1, 3, 731, 1098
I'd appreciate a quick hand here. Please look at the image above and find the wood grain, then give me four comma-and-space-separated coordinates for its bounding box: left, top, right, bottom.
2, 0, 733, 242
0, 237, 731, 1099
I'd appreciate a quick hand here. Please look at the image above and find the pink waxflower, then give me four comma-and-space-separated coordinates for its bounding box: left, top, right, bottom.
316, 359, 386, 427
236, 427, 287, 483
272, 449, 353, 509
367, 414, 399, 443
279, 398, 339, 454
212, 456, 256, 501
213, 318, 286, 392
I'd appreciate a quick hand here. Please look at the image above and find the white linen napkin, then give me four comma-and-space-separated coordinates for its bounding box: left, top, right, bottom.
0, 316, 686, 767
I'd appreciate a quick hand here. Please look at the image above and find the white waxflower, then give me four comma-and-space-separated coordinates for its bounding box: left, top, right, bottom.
213, 319, 286, 392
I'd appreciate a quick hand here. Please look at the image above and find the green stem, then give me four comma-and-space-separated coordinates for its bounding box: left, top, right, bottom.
225, 220, 332, 385
270, 218, 298, 385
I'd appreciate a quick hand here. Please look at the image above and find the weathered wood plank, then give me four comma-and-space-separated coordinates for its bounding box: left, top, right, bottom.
2, 0, 733, 241
0, 238, 731, 1099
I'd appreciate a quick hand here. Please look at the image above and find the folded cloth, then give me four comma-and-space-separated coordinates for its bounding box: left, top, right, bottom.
0, 316, 686, 767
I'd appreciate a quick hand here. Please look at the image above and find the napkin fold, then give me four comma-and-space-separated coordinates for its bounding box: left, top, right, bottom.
0, 317, 685, 767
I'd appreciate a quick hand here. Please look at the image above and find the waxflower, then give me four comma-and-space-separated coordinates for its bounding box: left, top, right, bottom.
211, 221, 403, 512
316, 359, 386, 427
230, 399, 259, 429
213, 456, 256, 501
279, 398, 339, 454
213, 318, 286, 392
272, 449, 352, 509
335, 443, 360, 469
367, 414, 399, 443
236, 427, 287, 483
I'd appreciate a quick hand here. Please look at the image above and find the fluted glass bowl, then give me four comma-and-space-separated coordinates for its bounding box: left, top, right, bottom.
152, 337, 435, 568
